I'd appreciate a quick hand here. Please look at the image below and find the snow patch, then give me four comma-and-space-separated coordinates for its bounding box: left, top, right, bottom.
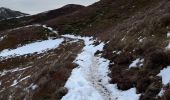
27, 83, 38, 90
167, 32, 170, 38
0, 38, 64, 58
121, 37, 126, 41
166, 32, 170, 49
129, 58, 144, 69
158, 66, 170, 85
0, 15, 30, 22
8, 95, 12, 100
138, 36, 145, 43
11, 75, 31, 87
107, 84, 140, 100
158, 88, 165, 97
139, 38, 144, 43
31, 84, 38, 90
11, 80, 18, 87
0, 66, 32, 76
113, 50, 122, 55
42, 25, 58, 34
0, 35, 6, 41
24, 83, 38, 93
7, 24, 41, 32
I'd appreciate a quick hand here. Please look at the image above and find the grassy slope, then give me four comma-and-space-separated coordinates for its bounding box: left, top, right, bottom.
1, 0, 170, 99
44, 0, 170, 99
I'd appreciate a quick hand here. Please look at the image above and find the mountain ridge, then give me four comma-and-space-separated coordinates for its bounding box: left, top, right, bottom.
0, 7, 28, 20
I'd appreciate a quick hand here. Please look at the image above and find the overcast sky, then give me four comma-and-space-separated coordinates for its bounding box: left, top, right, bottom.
0, 0, 99, 14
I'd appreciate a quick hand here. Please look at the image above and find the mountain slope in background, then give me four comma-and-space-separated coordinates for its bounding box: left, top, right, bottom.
29, 4, 84, 23
1, 0, 170, 100
0, 7, 28, 20
0, 4, 84, 31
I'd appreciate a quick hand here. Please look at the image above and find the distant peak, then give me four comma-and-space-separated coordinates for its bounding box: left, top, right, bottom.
0, 7, 28, 20
0, 7, 10, 10
62, 4, 84, 8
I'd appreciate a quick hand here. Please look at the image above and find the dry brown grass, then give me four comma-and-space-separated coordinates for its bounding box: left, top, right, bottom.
0, 37, 84, 99
0, 25, 58, 51
1, 0, 170, 99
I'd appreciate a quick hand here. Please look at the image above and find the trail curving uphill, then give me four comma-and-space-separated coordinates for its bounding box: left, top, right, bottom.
40, 26, 140, 100
61, 34, 140, 100
60, 34, 115, 100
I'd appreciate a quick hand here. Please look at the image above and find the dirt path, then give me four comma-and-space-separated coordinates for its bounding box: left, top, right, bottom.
87, 54, 115, 100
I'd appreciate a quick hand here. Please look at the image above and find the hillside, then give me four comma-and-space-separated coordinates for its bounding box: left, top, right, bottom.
0, 7, 28, 20
0, 0, 170, 100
